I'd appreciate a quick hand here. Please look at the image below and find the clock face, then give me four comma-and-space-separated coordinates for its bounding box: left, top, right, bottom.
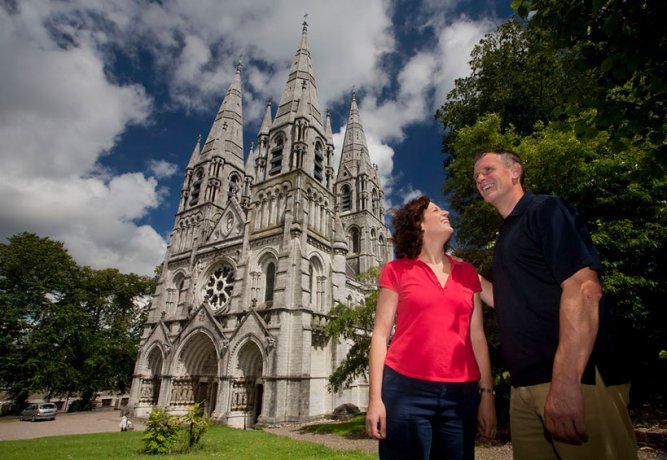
203, 265, 234, 310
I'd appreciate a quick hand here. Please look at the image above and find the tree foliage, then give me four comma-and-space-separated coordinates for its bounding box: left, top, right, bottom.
324, 268, 380, 393
0, 232, 155, 408
438, 0, 667, 408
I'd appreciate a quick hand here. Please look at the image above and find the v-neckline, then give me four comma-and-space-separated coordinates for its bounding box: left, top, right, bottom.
417, 255, 452, 290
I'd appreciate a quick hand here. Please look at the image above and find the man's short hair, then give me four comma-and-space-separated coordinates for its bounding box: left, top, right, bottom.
474, 150, 525, 184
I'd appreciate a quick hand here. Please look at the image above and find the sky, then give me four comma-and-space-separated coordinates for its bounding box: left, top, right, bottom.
0, 0, 515, 276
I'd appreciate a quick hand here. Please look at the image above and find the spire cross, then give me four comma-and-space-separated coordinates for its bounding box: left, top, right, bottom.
303, 13, 308, 30
236, 54, 244, 72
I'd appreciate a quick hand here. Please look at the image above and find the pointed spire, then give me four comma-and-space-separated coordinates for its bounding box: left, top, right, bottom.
245, 142, 256, 179
200, 61, 244, 169
259, 100, 273, 137
337, 89, 373, 182
324, 109, 334, 145
273, 19, 323, 130
188, 134, 202, 169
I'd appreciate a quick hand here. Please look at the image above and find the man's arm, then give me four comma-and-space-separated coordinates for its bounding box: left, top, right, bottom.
544, 267, 601, 444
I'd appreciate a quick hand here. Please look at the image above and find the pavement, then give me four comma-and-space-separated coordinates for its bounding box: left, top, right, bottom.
0, 409, 144, 441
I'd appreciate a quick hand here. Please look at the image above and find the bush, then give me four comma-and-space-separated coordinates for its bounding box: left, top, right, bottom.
141, 407, 181, 454
181, 403, 211, 450
142, 404, 211, 455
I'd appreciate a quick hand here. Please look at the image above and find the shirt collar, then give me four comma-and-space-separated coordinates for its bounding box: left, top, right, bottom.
507, 191, 535, 218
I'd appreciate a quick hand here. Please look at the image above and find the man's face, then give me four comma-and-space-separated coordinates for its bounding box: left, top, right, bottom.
473, 153, 518, 207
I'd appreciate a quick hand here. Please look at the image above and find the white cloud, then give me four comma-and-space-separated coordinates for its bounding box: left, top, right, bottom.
148, 160, 179, 180
0, 3, 165, 276
0, 0, 506, 275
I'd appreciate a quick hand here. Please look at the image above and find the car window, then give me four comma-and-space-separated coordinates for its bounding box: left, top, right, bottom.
27, 404, 36, 410
41, 403, 56, 409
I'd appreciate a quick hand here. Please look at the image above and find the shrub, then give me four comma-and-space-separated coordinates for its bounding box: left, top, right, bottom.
141, 404, 211, 454
141, 407, 181, 454
180, 403, 211, 450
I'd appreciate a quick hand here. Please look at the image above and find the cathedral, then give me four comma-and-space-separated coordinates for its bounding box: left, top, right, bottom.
128, 21, 392, 428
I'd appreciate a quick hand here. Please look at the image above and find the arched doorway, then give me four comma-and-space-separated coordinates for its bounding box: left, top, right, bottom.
140, 346, 163, 406
231, 341, 264, 428
171, 332, 218, 416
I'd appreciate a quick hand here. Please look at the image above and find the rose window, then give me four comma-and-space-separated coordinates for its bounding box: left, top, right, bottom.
204, 266, 234, 310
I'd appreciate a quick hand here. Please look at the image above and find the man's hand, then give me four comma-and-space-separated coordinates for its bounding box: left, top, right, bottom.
544, 380, 587, 444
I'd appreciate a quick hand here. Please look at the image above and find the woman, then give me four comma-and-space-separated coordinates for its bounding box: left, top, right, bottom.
366, 196, 496, 459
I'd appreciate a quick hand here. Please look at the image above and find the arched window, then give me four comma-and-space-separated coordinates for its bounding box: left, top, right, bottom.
341, 184, 351, 212
378, 234, 385, 259
269, 136, 284, 176
228, 174, 240, 199
372, 189, 379, 215
189, 169, 204, 207
264, 262, 275, 303
370, 229, 376, 255
349, 227, 360, 254
314, 142, 324, 182
309, 257, 325, 310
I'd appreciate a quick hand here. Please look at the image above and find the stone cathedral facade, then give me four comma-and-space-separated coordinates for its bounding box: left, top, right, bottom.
129, 22, 392, 428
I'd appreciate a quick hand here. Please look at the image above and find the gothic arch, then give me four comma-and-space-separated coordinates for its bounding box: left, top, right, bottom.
253, 250, 279, 307
138, 344, 164, 405
340, 184, 352, 211
169, 330, 220, 414
189, 168, 204, 207
348, 225, 361, 254
269, 132, 285, 176
227, 337, 265, 427
307, 254, 326, 311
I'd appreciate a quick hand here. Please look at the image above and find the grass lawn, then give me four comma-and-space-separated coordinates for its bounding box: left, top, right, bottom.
0, 425, 376, 459
303, 415, 367, 437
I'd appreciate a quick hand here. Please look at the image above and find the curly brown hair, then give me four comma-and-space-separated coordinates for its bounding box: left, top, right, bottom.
391, 195, 430, 259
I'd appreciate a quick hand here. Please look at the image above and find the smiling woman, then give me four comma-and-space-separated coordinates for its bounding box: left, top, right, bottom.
366, 195, 496, 460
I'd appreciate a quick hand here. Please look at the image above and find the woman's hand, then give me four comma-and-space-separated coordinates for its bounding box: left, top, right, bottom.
366, 398, 387, 440
477, 393, 497, 441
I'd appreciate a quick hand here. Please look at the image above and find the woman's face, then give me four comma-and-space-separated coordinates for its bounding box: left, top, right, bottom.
420, 201, 453, 242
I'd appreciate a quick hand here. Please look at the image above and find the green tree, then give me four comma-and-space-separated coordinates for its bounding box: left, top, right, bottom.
0, 233, 80, 405
324, 268, 380, 393
436, 19, 569, 152
0, 232, 155, 409
513, 0, 667, 157
446, 113, 667, 405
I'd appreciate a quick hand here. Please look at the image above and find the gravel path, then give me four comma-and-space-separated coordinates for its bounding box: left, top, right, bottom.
0, 410, 144, 441
263, 423, 667, 460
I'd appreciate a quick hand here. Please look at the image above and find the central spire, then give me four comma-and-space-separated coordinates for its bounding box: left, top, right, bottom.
273, 19, 323, 130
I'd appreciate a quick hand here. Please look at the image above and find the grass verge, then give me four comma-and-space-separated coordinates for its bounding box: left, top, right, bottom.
303, 415, 367, 437
0, 424, 376, 459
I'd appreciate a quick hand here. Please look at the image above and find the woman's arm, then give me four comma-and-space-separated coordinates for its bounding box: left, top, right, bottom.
366, 287, 398, 440
471, 292, 497, 440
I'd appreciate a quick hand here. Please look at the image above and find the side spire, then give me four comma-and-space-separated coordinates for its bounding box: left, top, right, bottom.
187, 134, 202, 169
336, 89, 374, 183
200, 61, 244, 170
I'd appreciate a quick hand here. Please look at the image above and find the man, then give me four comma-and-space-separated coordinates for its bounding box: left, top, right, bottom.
473, 150, 637, 459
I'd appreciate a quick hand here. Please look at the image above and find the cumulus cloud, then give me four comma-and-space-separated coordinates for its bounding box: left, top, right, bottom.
148, 160, 179, 180
0, 3, 164, 275
0, 0, 505, 274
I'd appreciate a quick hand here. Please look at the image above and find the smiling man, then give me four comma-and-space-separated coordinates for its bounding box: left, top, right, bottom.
473, 150, 637, 459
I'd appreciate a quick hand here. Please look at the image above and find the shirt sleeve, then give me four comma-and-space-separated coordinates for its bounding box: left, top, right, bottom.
461, 262, 482, 293
531, 196, 602, 284
379, 261, 398, 292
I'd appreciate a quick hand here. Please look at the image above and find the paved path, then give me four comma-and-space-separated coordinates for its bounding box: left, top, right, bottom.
0, 410, 144, 441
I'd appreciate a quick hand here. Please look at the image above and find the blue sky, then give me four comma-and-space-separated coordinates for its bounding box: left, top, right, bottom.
0, 0, 514, 275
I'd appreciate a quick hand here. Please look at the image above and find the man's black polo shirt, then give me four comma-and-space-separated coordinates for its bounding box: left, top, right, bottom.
493, 191, 627, 387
